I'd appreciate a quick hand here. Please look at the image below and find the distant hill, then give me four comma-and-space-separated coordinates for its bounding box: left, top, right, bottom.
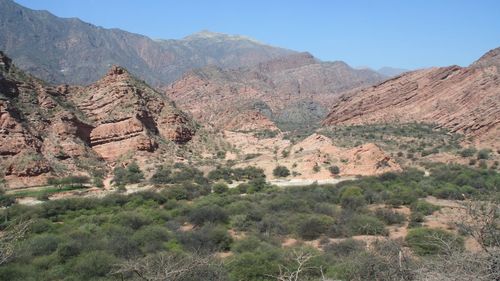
0, 0, 295, 86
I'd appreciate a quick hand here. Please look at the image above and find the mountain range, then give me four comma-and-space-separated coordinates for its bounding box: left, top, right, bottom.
0, 0, 498, 188
0, 0, 296, 86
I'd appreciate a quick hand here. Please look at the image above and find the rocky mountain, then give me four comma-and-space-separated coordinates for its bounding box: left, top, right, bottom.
0, 51, 211, 188
165, 52, 386, 131
323, 47, 500, 149
0, 0, 295, 86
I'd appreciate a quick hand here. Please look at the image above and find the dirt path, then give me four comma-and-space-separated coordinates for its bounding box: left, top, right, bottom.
268, 177, 356, 187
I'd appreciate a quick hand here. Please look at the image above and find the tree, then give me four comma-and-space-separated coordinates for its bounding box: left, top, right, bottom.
150, 166, 172, 184
113, 252, 228, 281
113, 162, 144, 186
0, 220, 32, 265
212, 182, 229, 194
273, 166, 290, 178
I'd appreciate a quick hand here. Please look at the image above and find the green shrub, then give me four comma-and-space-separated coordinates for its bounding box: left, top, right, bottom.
29, 234, 60, 256
329, 165, 340, 175
72, 250, 117, 279
411, 201, 440, 215
273, 166, 290, 178
340, 186, 365, 210
189, 205, 229, 226
406, 228, 464, 255
324, 238, 366, 257
150, 166, 172, 184
113, 162, 144, 186
348, 214, 387, 236
213, 182, 229, 194
297, 216, 331, 240
374, 208, 405, 225
477, 149, 491, 160
179, 224, 233, 252
312, 164, 321, 173
459, 147, 476, 157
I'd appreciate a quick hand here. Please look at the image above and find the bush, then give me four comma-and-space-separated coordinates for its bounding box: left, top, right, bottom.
116, 211, 152, 230
29, 234, 60, 256
348, 214, 387, 236
406, 228, 464, 255
212, 182, 229, 194
374, 208, 405, 225
324, 238, 366, 257
459, 147, 476, 157
312, 164, 321, 173
189, 205, 229, 226
477, 149, 491, 160
273, 166, 290, 178
329, 165, 340, 175
297, 216, 331, 240
150, 166, 172, 184
411, 201, 440, 215
179, 224, 233, 252
113, 162, 144, 186
340, 186, 365, 210
72, 250, 117, 279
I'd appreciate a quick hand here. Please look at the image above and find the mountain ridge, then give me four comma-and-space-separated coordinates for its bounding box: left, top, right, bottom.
0, 0, 296, 86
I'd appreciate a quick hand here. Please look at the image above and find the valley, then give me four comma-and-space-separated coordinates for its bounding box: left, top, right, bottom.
0, 1, 498, 281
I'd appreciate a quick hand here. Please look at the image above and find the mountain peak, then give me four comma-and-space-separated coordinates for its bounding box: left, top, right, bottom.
471, 47, 500, 69
106, 65, 129, 76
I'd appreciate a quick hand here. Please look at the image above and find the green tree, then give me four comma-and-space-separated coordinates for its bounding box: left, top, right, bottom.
273, 166, 290, 178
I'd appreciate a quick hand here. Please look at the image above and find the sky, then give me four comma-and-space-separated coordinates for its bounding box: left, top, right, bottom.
15, 0, 500, 70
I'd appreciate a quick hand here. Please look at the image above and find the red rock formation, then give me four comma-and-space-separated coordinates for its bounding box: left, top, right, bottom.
323, 47, 500, 149
0, 53, 199, 188
165, 53, 385, 131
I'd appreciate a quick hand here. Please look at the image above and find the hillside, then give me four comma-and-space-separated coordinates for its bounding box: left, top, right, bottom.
166, 52, 386, 131
0, 51, 221, 188
323, 47, 500, 149
0, 0, 295, 86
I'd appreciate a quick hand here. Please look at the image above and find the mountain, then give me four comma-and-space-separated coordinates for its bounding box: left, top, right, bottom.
165, 52, 386, 131
377, 67, 409, 77
323, 47, 500, 149
0, 0, 295, 86
0, 51, 212, 188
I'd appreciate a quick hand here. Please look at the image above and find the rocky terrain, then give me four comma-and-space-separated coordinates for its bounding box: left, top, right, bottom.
166, 52, 386, 131
0, 0, 295, 86
0, 51, 221, 188
224, 131, 400, 180
323, 47, 500, 149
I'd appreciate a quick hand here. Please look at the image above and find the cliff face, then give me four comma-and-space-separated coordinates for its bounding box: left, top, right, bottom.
0, 52, 199, 188
165, 53, 386, 131
323, 48, 500, 149
68, 66, 197, 161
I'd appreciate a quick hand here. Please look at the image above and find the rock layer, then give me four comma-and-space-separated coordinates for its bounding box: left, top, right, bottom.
323, 47, 500, 149
0, 52, 199, 188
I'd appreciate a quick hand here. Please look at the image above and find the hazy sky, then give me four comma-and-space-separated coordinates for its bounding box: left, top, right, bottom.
15, 0, 500, 70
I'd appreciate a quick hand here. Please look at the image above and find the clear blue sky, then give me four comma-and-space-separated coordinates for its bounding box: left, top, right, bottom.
15, 0, 500, 70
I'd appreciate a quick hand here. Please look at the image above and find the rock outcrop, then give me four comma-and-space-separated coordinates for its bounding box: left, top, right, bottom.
323, 47, 500, 149
0, 52, 199, 188
67, 65, 197, 161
